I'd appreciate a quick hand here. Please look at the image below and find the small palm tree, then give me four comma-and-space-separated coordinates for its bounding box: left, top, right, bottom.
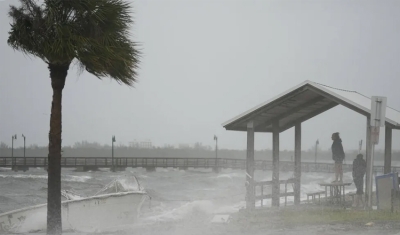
7, 0, 139, 234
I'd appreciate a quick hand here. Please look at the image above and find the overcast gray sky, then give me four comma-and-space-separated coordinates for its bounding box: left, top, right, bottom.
1, 0, 400, 151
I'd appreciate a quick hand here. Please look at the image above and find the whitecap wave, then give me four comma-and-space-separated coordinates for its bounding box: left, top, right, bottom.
212, 172, 243, 179
66, 175, 92, 182
143, 200, 215, 222
0, 174, 47, 179
213, 201, 245, 214
0, 174, 91, 182
215, 174, 234, 179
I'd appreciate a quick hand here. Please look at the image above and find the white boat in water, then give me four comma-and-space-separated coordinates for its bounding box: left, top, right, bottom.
0, 176, 148, 233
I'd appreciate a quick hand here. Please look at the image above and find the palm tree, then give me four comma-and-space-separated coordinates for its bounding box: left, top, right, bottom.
7, 0, 139, 234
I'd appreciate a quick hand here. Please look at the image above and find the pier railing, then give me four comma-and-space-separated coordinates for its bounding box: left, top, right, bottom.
0, 157, 397, 173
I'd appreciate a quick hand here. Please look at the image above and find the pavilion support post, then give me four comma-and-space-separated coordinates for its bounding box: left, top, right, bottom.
384, 127, 392, 174
246, 121, 255, 209
365, 117, 372, 205
294, 123, 302, 205
272, 120, 280, 207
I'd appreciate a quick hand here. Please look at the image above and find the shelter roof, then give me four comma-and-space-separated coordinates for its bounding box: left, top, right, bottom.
222, 81, 400, 132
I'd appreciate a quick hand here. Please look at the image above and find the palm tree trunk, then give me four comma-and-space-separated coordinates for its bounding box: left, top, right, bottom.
47, 63, 69, 235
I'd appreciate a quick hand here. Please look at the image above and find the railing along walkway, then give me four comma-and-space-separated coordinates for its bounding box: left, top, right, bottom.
0, 157, 397, 173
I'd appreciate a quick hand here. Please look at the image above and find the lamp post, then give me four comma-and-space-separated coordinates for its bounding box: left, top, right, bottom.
314, 139, 319, 164
22, 134, 26, 158
11, 134, 17, 158
214, 135, 218, 171
11, 134, 17, 167
112, 135, 116, 171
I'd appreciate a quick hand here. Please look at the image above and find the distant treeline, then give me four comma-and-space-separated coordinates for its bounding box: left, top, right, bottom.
0, 141, 395, 162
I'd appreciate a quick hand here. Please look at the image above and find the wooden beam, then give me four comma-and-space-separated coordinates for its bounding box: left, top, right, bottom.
272, 120, 280, 207
246, 121, 255, 209
228, 87, 309, 130
255, 96, 326, 130
307, 86, 370, 116
365, 117, 372, 204
294, 123, 301, 205
386, 122, 397, 129
384, 127, 392, 174
279, 102, 338, 132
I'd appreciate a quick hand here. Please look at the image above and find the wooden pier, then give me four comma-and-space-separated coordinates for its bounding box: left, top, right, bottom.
0, 157, 397, 173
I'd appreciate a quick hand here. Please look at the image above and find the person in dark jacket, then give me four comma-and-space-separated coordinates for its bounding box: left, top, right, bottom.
352, 154, 366, 207
331, 132, 345, 183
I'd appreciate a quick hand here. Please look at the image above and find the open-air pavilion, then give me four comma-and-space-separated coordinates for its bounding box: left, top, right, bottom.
222, 80, 400, 209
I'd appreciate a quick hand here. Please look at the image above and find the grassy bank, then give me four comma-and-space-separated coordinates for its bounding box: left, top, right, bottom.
236, 207, 400, 228
281, 208, 400, 225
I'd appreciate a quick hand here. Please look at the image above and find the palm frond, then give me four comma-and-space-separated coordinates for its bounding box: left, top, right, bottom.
77, 38, 140, 85
71, 0, 140, 85
8, 0, 140, 85
7, 0, 47, 61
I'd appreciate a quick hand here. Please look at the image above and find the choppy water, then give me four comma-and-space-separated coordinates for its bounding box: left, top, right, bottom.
0, 167, 373, 234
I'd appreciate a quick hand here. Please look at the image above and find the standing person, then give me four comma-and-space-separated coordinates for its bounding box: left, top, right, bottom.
331, 132, 345, 183
352, 154, 366, 208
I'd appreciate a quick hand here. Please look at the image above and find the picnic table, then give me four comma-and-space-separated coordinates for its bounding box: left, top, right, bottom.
319, 182, 352, 205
